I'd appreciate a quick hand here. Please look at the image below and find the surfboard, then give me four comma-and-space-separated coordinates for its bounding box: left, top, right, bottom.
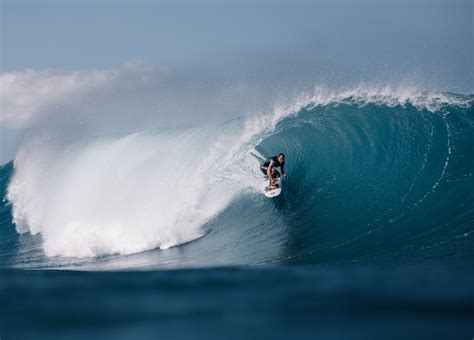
264, 176, 282, 198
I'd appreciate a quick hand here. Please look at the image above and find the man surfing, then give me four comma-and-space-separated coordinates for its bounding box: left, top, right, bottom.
260, 153, 286, 189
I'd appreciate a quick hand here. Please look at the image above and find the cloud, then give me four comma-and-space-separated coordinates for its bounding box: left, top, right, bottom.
0, 62, 275, 132
0, 68, 119, 129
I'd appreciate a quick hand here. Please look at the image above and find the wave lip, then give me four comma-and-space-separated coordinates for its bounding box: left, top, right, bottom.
293, 84, 473, 114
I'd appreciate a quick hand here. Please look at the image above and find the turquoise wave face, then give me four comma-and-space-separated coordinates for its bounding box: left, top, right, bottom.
0, 97, 473, 269
255, 100, 474, 265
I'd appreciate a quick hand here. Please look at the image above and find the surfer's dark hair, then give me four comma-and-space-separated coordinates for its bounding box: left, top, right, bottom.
278, 153, 285, 158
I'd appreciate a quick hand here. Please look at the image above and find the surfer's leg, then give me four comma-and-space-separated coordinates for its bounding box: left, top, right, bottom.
268, 168, 278, 188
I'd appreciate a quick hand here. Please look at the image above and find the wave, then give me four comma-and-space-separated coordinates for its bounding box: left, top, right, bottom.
1, 85, 473, 268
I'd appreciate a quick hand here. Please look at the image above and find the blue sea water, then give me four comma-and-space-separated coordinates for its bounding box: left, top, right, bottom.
1, 91, 473, 339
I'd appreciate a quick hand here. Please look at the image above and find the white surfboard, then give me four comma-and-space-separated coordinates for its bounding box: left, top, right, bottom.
263, 176, 282, 198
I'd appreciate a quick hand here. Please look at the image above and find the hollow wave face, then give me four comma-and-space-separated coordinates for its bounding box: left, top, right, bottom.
259, 100, 474, 265
2, 86, 473, 268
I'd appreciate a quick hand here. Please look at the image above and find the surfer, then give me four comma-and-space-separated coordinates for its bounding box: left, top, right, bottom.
260, 153, 286, 189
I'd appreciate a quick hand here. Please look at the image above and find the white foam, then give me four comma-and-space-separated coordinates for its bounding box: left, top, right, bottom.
7, 123, 265, 258
297, 83, 472, 113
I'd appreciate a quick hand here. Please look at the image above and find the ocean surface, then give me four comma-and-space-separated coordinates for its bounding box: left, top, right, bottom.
1, 90, 473, 339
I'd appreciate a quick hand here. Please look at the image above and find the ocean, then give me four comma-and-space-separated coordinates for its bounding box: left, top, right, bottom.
1, 89, 473, 339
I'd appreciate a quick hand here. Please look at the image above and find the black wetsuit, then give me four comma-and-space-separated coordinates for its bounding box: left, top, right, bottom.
260, 156, 285, 177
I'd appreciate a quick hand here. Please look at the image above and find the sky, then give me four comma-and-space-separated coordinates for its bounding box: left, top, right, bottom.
0, 0, 473, 163
1, 0, 472, 88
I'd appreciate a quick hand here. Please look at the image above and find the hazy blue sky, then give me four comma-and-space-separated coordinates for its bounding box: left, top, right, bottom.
1, 0, 472, 92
